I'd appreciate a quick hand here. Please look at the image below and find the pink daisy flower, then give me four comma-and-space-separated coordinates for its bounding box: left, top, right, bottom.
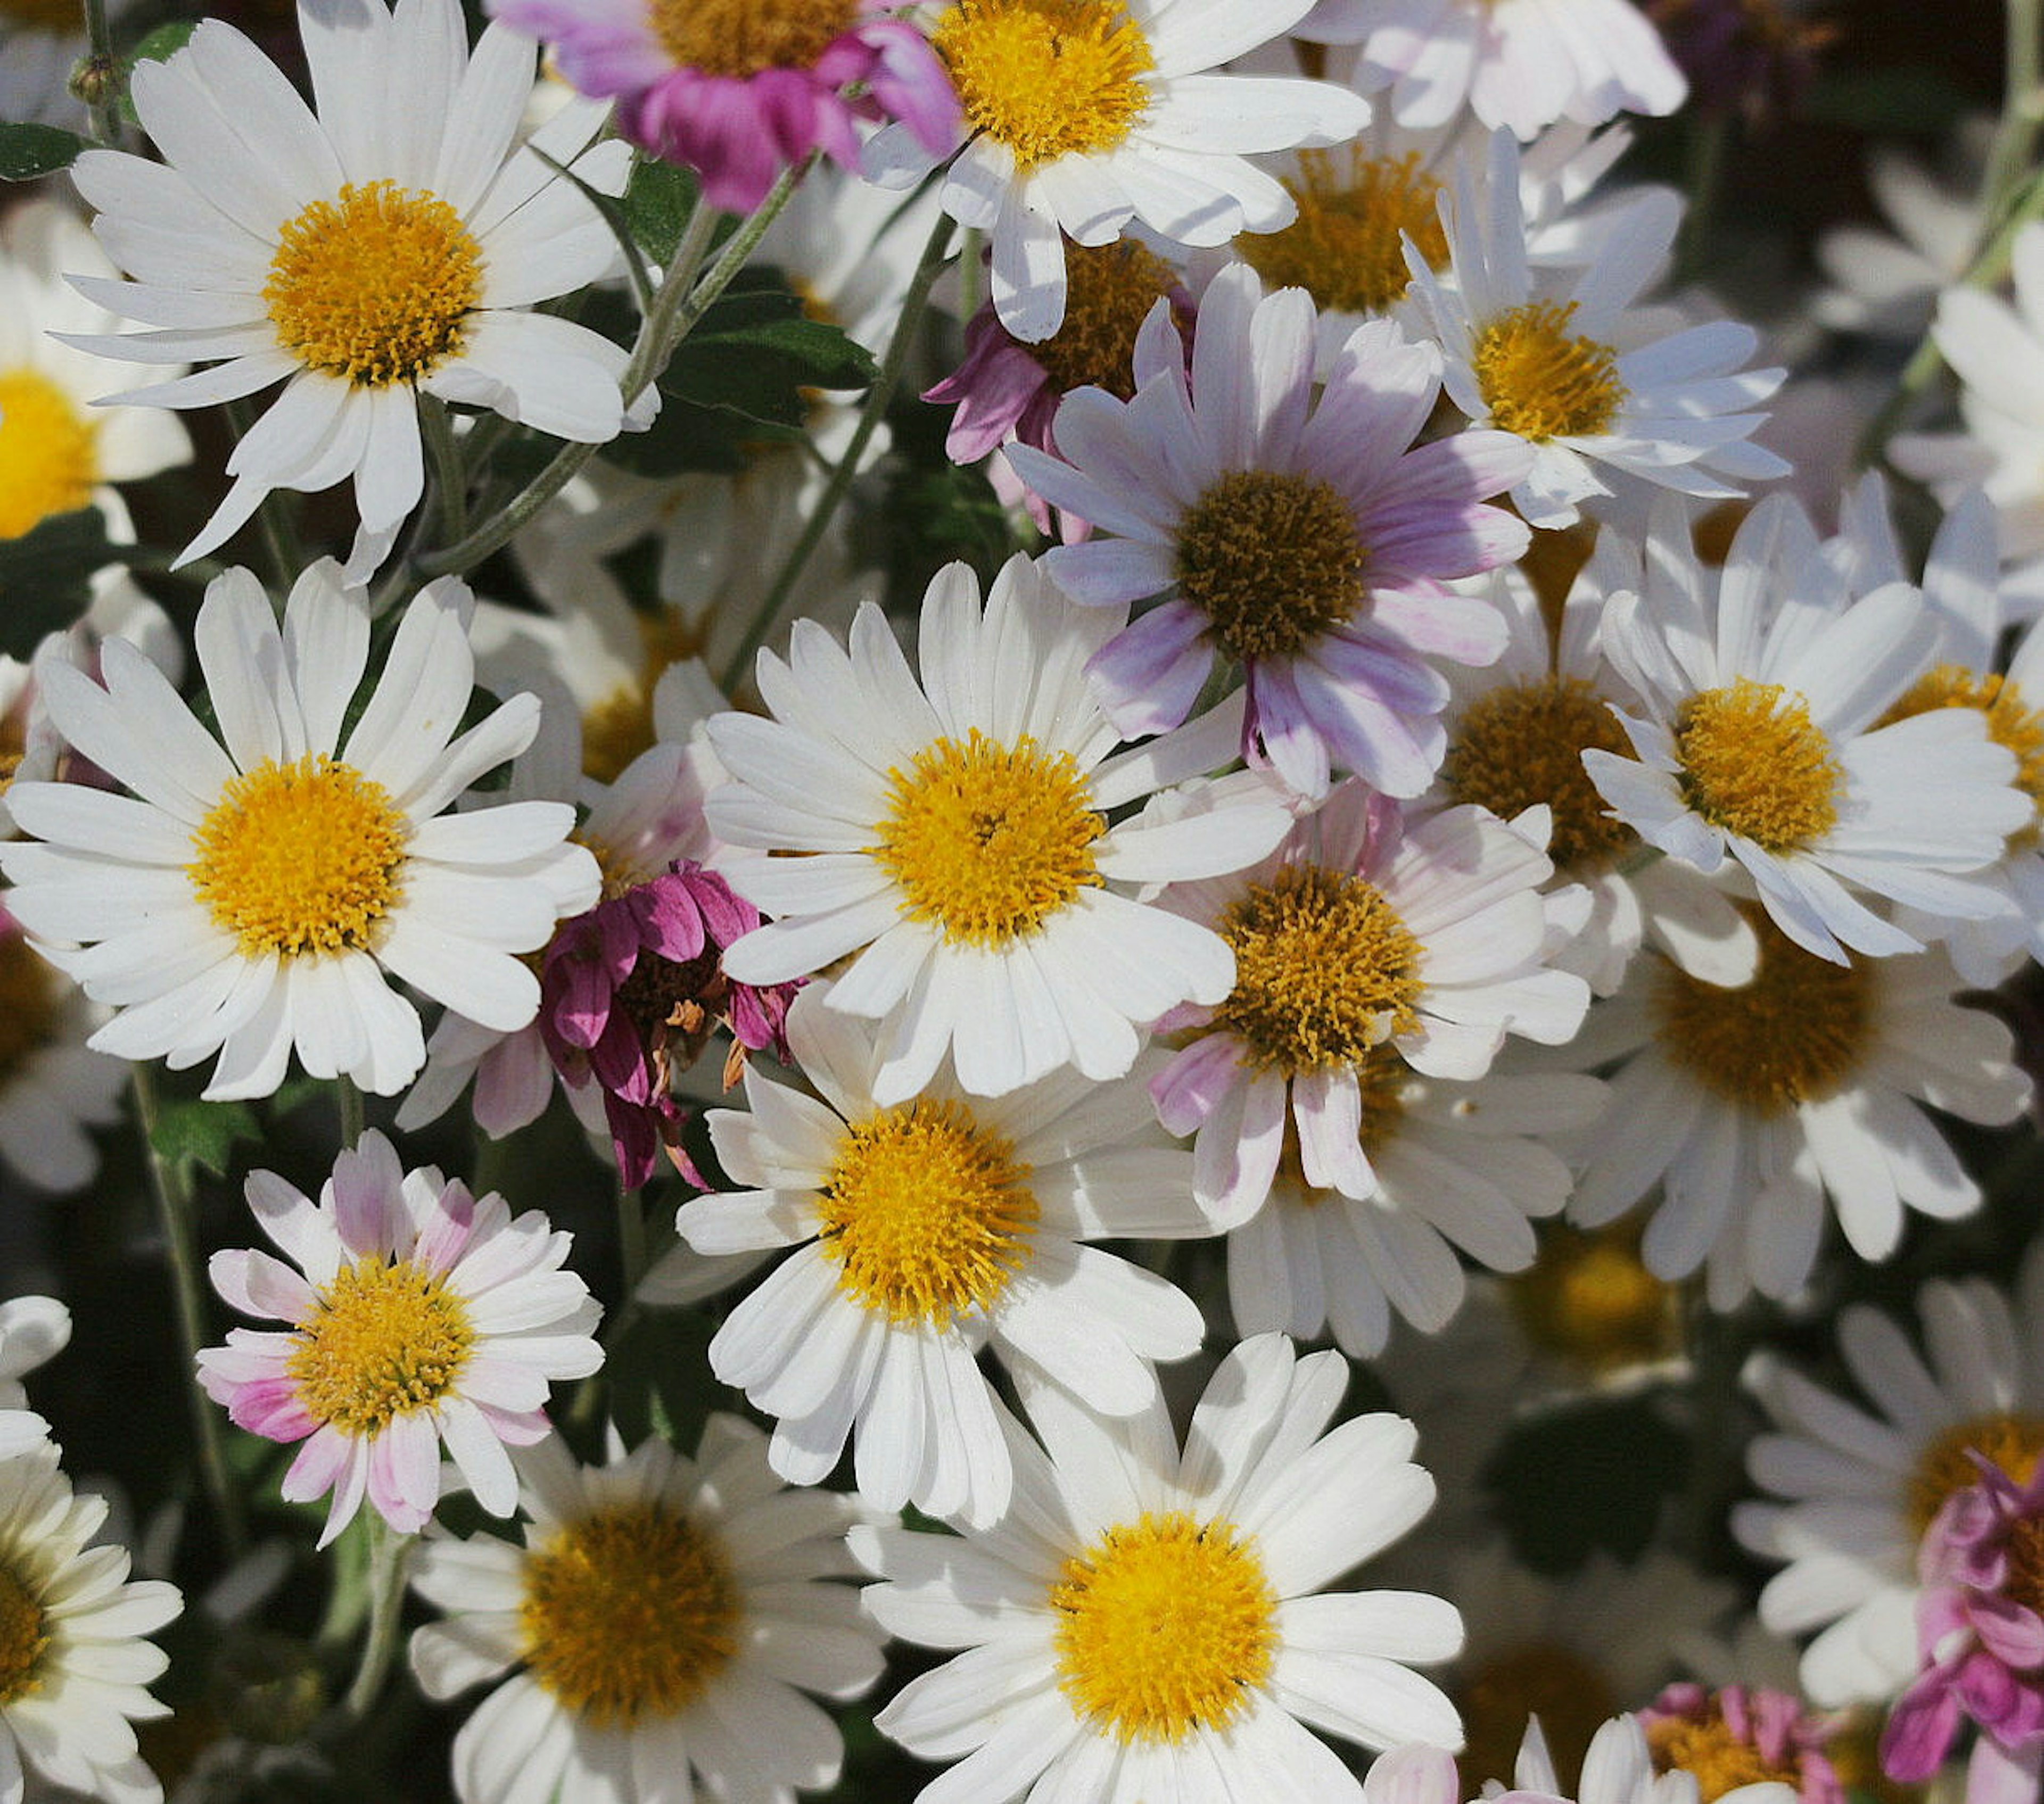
1008, 263, 1531, 798
1639, 1683, 1845, 1804
197, 1130, 603, 1546
488, 0, 959, 214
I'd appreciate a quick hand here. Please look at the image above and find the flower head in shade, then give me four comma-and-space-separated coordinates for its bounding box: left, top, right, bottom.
707, 552, 1293, 1106
1495, 1713, 1796, 1804
1009, 266, 1531, 798
863, 0, 1369, 342
540, 858, 797, 1189
1640, 1683, 1844, 1804
197, 1130, 603, 1546
489, 0, 958, 214
0, 911, 126, 1197
408, 1420, 883, 1804
855, 1334, 1463, 1800
1882, 1461, 2044, 1797
0, 562, 600, 1102
65, 0, 645, 577
0, 1445, 182, 1804
676, 982, 1210, 1528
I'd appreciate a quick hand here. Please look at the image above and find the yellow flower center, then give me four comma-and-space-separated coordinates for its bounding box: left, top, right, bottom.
1649, 1704, 1804, 1802
1474, 301, 1625, 441
1051, 1511, 1277, 1743
520, 1502, 740, 1728
0, 1563, 49, 1706
1885, 663, 2044, 832
1175, 470, 1366, 663
265, 180, 483, 387
1458, 1641, 1617, 1790
646, 0, 858, 75
1906, 1413, 2044, 1537
581, 610, 708, 787
1444, 675, 1636, 870
1506, 1221, 1682, 1377
0, 934, 61, 1086
1211, 865, 1424, 1074
1650, 912, 1871, 1117
0, 369, 99, 538
933, 0, 1154, 172
1030, 237, 1181, 400
1237, 149, 1449, 315
188, 755, 408, 958
873, 729, 1104, 945
1674, 677, 1841, 851
285, 1256, 474, 1437
818, 1098, 1039, 1325
0, 0, 78, 29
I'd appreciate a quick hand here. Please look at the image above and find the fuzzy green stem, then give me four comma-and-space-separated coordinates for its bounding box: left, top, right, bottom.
342, 1518, 412, 1718
419, 396, 468, 546
337, 1075, 366, 1151
130, 1063, 246, 1555
1676, 112, 1730, 288
78, 0, 123, 148
718, 207, 957, 694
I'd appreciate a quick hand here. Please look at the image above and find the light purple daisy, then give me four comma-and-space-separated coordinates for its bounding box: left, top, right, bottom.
489, 0, 959, 214
1008, 263, 1531, 799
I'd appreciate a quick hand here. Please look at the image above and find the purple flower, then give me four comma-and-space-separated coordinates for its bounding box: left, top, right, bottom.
1884, 1459, 2044, 1790
488, 0, 959, 213
1638, 1682, 1844, 1803
539, 860, 797, 1188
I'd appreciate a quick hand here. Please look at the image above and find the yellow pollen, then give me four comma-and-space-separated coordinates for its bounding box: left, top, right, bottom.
1650, 911, 1871, 1117
0, 1564, 48, 1706
1906, 1413, 2044, 1538
646, 0, 858, 74
1444, 675, 1635, 870
520, 1502, 740, 1728
1506, 1221, 1682, 1377
1675, 677, 1841, 851
1051, 1511, 1277, 1743
0, 369, 98, 537
873, 729, 1104, 945
1884, 663, 2044, 834
1212, 865, 1424, 1074
1458, 1642, 1617, 1790
188, 754, 408, 958
0, 935, 61, 1086
1175, 470, 1367, 663
934, 0, 1154, 172
0, 0, 78, 28
286, 1256, 473, 1437
265, 180, 483, 387
1237, 149, 1449, 315
581, 610, 709, 786
1475, 301, 1625, 441
1648, 1706, 1803, 1802
818, 1098, 1039, 1325
1030, 237, 1182, 399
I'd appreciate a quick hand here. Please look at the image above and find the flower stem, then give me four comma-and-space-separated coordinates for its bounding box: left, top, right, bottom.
419, 395, 468, 546
78, 0, 123, 148
222, 397, 308, 594
342, 1516, 413, 1718
337, 1075, 365, 1151
718, 206, 957, 695
130, 1063, 246, 1556
616, 1179, 647, 1298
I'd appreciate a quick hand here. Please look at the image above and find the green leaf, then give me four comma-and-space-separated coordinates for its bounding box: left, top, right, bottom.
1802, 67, 1975, 136
0, 508, 118, 660
148, 1095, 261, 1184
0, 122, 89, 181
622, 156, 699, 264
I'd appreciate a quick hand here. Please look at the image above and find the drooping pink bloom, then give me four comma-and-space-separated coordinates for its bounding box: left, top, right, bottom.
540, 859, 797, 1189
197, 1131, 603, 1546
488, 0, 959, 214
1883, 1460, 2044, 1796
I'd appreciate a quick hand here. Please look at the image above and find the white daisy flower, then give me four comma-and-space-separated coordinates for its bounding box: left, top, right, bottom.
854, 1333, 1464, 1800
1407, 133, 1787, 531
1296, 0, 1686, 139
861, 0, 1370, 342
197, 1129, 604, 1547
409, 1420, 883, 1804
1733, 1239, 2044, 1707
707, 552, 1294, 1105
64, 0, 642, 577
0, 560, 602, 1101
0, 1444, 181, 1804
0, 917, 125, 1197
1568, 915, 2032, 1309
0, 197, 191, 549
676, 982, 1210, 1529
1584, 494, 2030, 964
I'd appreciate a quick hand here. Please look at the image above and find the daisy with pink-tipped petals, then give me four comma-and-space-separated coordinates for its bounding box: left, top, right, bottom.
198, 1130, 603, 1546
